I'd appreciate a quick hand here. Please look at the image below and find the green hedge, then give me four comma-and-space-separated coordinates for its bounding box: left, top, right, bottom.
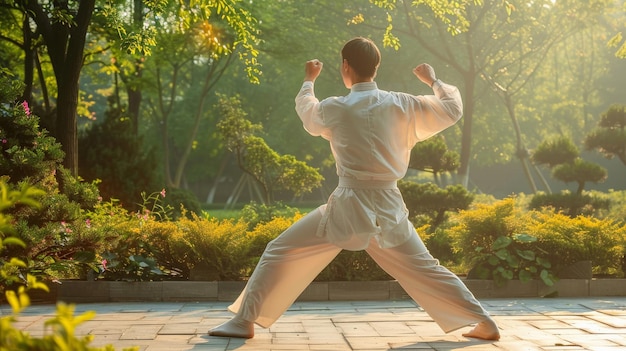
449, 198, 626, 285
9, 194, 626, 284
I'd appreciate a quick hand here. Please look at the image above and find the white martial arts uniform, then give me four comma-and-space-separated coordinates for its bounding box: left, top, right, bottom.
227, 79, 492, 333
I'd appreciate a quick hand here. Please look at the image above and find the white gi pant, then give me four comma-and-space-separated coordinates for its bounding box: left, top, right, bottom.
227, 204, 491, 333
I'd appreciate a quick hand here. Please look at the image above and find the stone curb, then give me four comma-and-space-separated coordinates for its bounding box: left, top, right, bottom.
40, 278, 626, 304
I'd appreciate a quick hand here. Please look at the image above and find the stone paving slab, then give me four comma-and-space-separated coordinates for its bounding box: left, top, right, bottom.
2, 298, 626, 350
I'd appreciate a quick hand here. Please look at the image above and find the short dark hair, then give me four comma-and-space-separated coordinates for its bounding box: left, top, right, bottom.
341, 37, 381, 78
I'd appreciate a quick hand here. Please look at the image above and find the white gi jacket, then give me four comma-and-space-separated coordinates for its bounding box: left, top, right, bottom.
295, 80, 463, 251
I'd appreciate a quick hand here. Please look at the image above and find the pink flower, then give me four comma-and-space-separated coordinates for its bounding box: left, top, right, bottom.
85, 219, 91, 228
60, 221, 72, 233
101, 259, 108, 270
160, 189, 166, 198
2, 139, 6, 144
21, 101, 30, 116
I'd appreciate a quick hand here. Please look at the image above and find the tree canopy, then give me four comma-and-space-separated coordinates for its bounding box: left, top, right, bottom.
1, 0, 624, 203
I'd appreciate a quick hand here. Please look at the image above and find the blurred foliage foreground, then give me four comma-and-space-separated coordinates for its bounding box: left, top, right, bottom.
0, 183, 138, 350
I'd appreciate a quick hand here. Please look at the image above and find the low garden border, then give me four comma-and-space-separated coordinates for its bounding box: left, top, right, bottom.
31, 278, 626, 304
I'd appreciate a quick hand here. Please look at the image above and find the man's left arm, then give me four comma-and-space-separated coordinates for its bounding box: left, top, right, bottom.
431, 80, 463, 122
295, 81, 326, 137
407, 80, 463, 142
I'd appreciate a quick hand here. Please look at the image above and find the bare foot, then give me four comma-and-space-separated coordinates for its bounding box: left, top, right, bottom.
462, 319, 500, 341
208, 316, 254, 338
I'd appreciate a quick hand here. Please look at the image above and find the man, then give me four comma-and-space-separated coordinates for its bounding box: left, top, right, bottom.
209, 37, 500, 341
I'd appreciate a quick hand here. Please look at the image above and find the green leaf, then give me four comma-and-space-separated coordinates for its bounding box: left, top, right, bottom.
8, 257, 27, 268
472, 265, 492, 279
540, 269, 555, 286
494, 248, 510, 260
501, 269, 514, 280
506, 254, 520, 267
492, 236, 512, 250
608, 32, 622, 48
487, 256, 500, 266
519, 270, 532, 282
6, 290, 23, 314
2, 237, 26, 247
536, 257, 552, 268
74, 310, 97, 324
513, 233, 537, 243
516, 249, 536, 261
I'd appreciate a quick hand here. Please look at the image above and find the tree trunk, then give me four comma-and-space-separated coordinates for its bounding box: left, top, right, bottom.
172, 73, 212, 187
503, 93, 538, 193
576, 182, 585, 195
155, 66, 175, 187
162, 115, 172, 187
56, 79, 79, 174
127, 84, 142, 135
57, 0, 95, 175
171, 55, 233, 188
21, 16, 34, 103
27, 0, 96, 175
128, 0, 145, 136
206, 154, 230, 204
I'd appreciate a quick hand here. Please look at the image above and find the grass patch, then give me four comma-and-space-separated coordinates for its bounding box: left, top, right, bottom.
203, 208, 243, 220
202, 205, 319, 220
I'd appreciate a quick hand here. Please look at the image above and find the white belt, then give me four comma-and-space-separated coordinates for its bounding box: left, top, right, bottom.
337, 177, 397, 189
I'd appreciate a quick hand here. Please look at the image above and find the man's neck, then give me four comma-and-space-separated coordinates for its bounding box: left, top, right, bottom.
352, 77, 374, 84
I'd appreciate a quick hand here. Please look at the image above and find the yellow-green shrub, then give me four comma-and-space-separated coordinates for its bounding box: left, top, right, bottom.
96, 219, 183, 281
449, 198, 555, 286
450, 197, 626, 283
134, 220, 189, 278
316, 250, 393, 281
175, 214, 251, 280
451, 198, 526, 262
247, 213, 302, 258
526, 211, 626, 276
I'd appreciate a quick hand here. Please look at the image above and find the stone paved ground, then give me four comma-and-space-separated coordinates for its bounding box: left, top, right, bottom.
3, 297, 626, 350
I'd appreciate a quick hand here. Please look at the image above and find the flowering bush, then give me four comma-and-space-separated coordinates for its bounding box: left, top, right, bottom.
0, 94, 63, 185
0, 75, 102, 284
86, 190, 185, 281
